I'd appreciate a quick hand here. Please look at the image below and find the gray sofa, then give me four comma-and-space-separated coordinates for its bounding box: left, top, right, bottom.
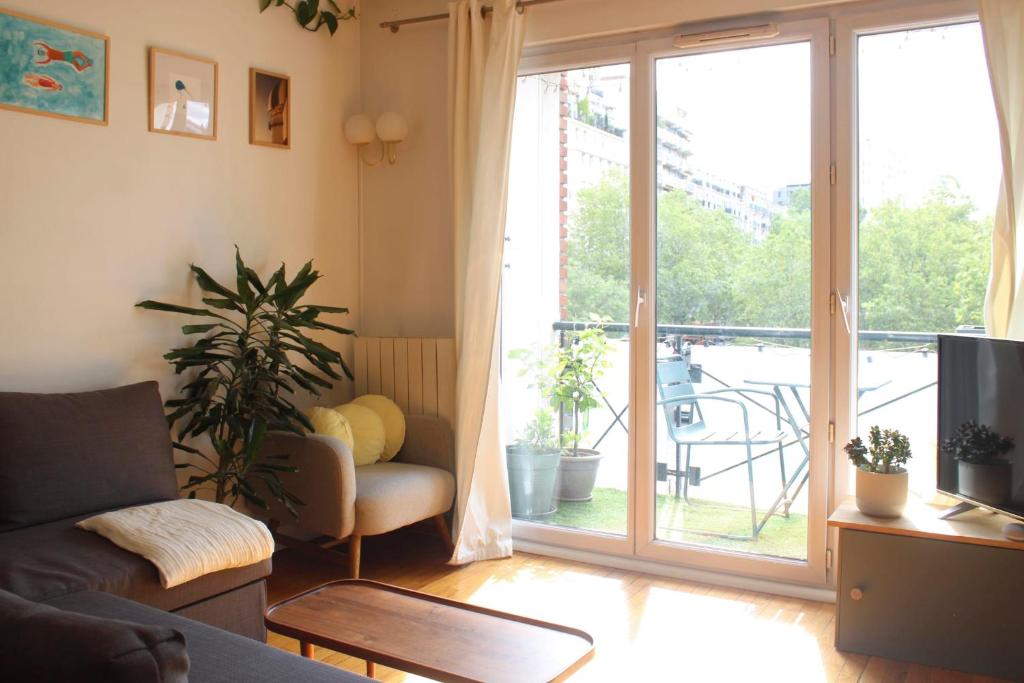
0, 381, 369, 682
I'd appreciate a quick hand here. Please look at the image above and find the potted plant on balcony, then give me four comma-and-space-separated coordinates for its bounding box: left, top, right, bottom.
551, 324, 611, 502
506, 408, 561, 518
844, 426, 912, 518
943, 422, 1015, 507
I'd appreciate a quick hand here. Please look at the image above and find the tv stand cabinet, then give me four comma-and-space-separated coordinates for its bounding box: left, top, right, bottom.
828, 499, 1024, 680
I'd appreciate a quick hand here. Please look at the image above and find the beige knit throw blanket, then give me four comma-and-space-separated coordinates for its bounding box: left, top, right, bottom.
77, 499, 274, 588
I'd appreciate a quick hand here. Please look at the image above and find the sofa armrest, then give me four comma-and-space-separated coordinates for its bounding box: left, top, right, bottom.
252, 433, 356, 540
393, 415, 455, 475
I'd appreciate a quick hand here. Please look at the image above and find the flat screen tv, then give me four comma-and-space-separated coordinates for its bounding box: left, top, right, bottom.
937, 334, 1024, 520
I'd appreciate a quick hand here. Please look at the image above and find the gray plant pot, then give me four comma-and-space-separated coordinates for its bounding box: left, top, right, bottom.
506, 445, 561, 518
557, 449, 602, 502
958, 460, 1012, 507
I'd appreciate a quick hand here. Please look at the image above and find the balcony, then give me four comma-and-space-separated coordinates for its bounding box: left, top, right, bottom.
504, 320, 941, 561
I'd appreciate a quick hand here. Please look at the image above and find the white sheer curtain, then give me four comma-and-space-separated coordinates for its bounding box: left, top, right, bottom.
981, 0, 1024, 339
447, 0, 525, 564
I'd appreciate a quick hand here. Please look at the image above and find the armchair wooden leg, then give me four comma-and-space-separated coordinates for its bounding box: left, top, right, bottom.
433, 514, 454, 555
349, 534, 362, 579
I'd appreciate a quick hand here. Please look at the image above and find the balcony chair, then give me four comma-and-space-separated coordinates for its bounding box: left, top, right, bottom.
656, 357, 789, 539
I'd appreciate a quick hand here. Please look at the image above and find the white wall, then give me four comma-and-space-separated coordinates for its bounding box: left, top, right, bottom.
359, 0, 454, 338
0, 1, 361, 410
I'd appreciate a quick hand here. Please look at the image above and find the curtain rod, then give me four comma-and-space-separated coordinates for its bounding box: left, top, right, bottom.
380, 0, 564, 33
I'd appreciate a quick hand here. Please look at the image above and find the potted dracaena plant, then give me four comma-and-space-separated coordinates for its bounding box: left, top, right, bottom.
505, 408, 562, 518
550, 323, 611, 502
943, 422, 1015, 507
844, 426, 912, 518
136, 248, 354, 515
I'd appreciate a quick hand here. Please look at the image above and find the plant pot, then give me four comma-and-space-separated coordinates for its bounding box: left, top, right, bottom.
855, 467, 908, 518
958, 460, 1012, 507
557, 449, 602, 502
506, 446, 561, 518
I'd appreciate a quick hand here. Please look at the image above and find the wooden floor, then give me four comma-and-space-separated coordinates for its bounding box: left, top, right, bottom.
267, 528, 1011, 683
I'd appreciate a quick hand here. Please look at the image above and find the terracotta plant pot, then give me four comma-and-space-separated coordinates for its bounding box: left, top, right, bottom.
557, 449, 602, 502
958, 460, 1012, 507
855, 467, 908, 518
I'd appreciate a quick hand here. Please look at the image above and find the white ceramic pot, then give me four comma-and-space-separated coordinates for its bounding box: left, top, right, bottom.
855, 468, 908, 518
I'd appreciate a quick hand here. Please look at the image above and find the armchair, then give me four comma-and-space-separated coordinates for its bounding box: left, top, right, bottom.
253, 414, 455, 578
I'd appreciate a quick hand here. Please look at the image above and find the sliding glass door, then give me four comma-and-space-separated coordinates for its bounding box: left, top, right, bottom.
502, 54, 634, 554
837, 12, 1001, 503
503, 1, 997, 587
634, 20, 831, 582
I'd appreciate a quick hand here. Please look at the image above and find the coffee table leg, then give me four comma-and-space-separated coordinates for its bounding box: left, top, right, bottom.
366, 661, 376, 678
300, 641, 314, 658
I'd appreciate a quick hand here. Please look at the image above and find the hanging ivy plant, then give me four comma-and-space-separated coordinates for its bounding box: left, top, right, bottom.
259, 0, 357, 35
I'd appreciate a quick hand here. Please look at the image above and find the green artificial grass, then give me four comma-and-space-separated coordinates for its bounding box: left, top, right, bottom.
530, 487, 807, 560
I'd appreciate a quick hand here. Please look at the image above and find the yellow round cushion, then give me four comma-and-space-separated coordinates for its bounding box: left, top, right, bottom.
305, 407, 355, 454
334, 403, 386, 466
352, 394, 406, 462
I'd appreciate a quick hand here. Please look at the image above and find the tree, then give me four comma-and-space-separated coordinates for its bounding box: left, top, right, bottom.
566, 171, 752, 325
565, 172, 991, 336
733, 188, 811, 328
566, 170, 631, 322
859, 183, 990, 332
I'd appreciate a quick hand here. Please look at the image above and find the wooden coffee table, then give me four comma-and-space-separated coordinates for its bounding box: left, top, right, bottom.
265, 579, 594, 682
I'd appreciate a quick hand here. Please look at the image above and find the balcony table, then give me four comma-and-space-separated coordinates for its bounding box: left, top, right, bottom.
742, 376, 891, 519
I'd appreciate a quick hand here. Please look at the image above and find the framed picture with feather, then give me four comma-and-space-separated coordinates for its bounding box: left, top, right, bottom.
148, 47, 218, 141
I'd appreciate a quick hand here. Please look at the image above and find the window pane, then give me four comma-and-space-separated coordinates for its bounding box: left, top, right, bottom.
654, 42, 812, 560
856, 23, 1000, 499
502, 64, 630, 535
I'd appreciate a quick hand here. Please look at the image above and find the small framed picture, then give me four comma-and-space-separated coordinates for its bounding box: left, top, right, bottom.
148, 47, 217, 140
250, 68, 290, 149
0, 8, 109, 125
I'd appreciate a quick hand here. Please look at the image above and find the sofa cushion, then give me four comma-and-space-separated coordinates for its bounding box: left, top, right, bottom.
0, 381, 178, 531
45, 590, 369, 683
353, 462, 455, 536
0, 510, 270, 610
0, 588, 189, 682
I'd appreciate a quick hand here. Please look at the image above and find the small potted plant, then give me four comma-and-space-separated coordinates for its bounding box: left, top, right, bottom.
943, 422, 1015, 507
506, 408, 561, 518
551, 324, 611, 502
844, 426, 912, 518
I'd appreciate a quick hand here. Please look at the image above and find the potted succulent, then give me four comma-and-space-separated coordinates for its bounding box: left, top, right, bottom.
943, 422, 1015, 507
550, 325, 611, 502
506, 408, 561, 518
844, 426, 912, 518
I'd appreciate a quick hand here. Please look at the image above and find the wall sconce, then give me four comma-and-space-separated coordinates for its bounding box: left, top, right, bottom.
344, 112, 407, 165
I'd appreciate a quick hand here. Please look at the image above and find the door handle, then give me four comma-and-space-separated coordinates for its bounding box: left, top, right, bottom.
834, 289, 851, 334
634, 288, 646, 328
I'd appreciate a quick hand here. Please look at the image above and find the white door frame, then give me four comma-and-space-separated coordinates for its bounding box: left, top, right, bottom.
631, 18, 833, 585
511, 43, 639, 558
831, 0, 982, 508
509, 0, 983, 587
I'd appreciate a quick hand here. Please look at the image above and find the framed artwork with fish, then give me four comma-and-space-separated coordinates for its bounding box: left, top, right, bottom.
0, 8, 109, 125
249, 68, 290, 149
149, 47, 218, 141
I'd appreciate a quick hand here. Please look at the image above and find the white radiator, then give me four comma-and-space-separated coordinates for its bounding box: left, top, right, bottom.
353, 337, 455, 427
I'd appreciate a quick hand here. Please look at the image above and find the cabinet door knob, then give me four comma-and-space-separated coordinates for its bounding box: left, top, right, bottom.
850, 587, 864, 601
